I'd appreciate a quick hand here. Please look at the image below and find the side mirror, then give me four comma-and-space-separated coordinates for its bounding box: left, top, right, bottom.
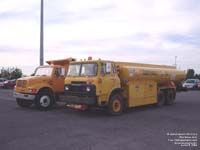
31, 73, 35, 76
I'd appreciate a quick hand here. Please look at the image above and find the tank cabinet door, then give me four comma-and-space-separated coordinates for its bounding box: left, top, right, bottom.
128, 80, 145, 107
128, 80, 157, 107
144, 81, 157, 104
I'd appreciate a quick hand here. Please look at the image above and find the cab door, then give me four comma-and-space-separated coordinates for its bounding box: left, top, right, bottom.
99, 62, 117, 100
52, 67, 65, 93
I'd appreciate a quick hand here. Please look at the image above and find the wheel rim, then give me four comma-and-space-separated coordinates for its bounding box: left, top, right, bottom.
40, 95, 50, 107
112, 99, 121, 112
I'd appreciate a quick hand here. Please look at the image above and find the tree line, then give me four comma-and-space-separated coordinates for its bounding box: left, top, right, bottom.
0, 67, 22, 80
186, 69, 200, 79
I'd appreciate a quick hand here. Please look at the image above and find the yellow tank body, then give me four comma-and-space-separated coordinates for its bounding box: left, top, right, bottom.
116, 62, 185, 85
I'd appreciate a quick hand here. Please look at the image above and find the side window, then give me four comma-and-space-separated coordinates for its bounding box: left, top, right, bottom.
101, 63, 111, 74
54, 67, 65, 77
106, 63, 111, 74
60, 67, 66, 76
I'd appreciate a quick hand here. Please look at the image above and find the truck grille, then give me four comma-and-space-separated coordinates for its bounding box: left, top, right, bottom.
70, 85, 86, 92
16, 80, 27, 88
65, 84, 96, 97
71, 81, 86, 84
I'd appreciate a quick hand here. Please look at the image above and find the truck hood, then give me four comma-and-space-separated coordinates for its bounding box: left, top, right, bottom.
17, 76, 51, 86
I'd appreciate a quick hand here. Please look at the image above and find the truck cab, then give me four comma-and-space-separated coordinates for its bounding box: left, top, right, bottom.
60, 59, 122, 114
14, 58, 75, 110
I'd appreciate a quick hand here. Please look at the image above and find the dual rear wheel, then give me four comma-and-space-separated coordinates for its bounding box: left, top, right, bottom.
157, 89, 176, 106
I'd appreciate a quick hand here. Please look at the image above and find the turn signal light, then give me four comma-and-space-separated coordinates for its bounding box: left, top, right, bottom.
27, 88, 37, 93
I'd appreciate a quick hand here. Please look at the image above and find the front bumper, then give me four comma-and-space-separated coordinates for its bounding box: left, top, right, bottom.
13, 92, 36, 101
59, 94, 97, 106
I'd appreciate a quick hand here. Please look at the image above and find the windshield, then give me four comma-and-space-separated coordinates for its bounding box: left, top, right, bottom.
35, 67, 53, 76
67, 63, 97, 76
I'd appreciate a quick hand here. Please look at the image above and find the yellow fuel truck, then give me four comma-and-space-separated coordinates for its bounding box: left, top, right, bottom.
14, 58, 75, 110
60, 58, 186, 115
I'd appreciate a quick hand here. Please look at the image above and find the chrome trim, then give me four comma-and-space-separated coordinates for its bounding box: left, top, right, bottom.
13, 92, 36, 100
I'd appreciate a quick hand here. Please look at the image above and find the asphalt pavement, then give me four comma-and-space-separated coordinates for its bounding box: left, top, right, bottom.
0, 89, 199, 150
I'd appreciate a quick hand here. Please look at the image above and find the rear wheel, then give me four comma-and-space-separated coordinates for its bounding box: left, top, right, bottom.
34, 89, 54, 110
16, 98, 32, 108
108, 95, 124, 115
165, 89, 176, 105
157, 90, 165, 106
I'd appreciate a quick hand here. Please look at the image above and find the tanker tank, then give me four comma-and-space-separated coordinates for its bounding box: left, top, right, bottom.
116, 62, 186, 87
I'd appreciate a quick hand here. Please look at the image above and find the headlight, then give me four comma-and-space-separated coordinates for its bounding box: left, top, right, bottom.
65, 86, 69, 91
86, 87, 91, 92
27, 88, 37, 93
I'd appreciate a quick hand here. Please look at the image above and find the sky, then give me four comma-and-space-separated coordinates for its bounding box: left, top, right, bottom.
0, 0, 200, 75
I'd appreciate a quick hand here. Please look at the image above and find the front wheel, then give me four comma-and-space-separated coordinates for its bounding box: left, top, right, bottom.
16, 98, 33, 108
108, 95, 124, 115
34, 89, 54, 110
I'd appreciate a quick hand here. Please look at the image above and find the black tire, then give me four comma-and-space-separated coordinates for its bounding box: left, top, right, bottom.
16, 98, 32, 108
108, 94, 124, 115
165, 89, 176, 105
34, 89, 54, 110
157, 90, 165, 106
